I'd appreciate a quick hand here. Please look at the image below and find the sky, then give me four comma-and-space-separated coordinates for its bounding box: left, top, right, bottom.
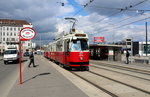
0, 0, 150, 45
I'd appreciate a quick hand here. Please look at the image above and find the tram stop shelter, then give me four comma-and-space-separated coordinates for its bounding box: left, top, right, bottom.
89, 44, 123, 61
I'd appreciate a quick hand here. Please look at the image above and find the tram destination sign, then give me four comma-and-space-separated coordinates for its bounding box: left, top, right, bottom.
20, 27, 36, 41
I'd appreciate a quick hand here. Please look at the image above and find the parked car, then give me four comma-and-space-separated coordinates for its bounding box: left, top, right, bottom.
3, 49, 19, 64
23, 52, 29, 57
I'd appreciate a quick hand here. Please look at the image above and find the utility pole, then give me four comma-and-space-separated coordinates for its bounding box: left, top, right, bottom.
145, 21, 148, 56
40, 33, 41, 53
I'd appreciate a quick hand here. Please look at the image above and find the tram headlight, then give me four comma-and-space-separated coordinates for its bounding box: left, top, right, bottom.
80, 57, 83, 61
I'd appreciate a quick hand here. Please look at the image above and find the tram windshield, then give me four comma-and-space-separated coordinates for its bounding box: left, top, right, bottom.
70, 40, 88, 51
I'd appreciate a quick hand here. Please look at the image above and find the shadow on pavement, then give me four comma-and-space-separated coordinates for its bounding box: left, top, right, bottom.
4, 59, 28, 65
28, 65, 39, 68
23, 72, 51, 84
22, 59, 28, 63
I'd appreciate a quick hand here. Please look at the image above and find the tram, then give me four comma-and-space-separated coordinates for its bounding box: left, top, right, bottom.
44, 29, 89, 70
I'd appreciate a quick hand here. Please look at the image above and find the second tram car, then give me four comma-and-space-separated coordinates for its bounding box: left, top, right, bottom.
44, 29, 89, 70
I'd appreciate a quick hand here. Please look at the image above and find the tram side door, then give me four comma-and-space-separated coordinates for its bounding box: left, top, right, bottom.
64, 40, 70, 66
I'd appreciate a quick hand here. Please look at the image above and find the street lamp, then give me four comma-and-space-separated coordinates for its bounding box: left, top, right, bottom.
40, 33, 41, 53
136, 10, 149, 56
145, 21, 148, 56
56, 2, 64, 6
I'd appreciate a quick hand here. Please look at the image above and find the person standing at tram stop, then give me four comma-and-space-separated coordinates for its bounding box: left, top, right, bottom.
28, 50, 36, 68
126, 50, 130, 64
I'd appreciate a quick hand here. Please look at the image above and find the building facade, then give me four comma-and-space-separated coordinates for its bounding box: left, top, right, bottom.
125, 41, 150, 56
0, 19, 36, 53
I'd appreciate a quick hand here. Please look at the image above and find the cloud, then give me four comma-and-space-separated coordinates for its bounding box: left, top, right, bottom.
75, 0, 150, 16
0, 0, 75, 45
69, 11, 150, 43
70, 0, 150, 43
0, 0, 150, 45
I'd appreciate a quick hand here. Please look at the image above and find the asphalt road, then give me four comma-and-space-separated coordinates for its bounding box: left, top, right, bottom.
0, 57, 28, 97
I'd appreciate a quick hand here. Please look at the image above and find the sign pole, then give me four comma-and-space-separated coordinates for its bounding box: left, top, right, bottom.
19, 27, 36, 85
19, 38, 22, 84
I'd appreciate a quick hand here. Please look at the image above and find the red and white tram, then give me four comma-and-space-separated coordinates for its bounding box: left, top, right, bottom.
44, 29, 89, 70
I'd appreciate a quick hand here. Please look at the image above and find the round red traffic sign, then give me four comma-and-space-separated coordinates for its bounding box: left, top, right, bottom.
20, 27, 36, 41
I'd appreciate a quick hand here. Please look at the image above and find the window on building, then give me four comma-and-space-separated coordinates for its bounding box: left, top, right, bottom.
10, 27, 12, 31
3, 27, 5, 30
7, 38, 9, 41
16, 38, 19, 42
14, 28, 16, 31
7, 33, 9, 36
11, 38, 15, 41
3, 32, 5, 36
3, 38, 5, 41
144, 44, 150, 54
7, 27, 9, 31
14, 33, 16, 36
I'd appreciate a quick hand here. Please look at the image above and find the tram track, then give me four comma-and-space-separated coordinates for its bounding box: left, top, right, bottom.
70, 70, 150, 97
90, 61, 150, 75
90, 65, 150, 81
45, 56, 150, 96
88, 71, 150, 95
70, 71, 118, 97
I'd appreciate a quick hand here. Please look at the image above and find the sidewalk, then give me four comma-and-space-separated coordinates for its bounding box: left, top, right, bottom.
0, 56, 2, 61
90, 60, 150, 72
7, 55, 88, 97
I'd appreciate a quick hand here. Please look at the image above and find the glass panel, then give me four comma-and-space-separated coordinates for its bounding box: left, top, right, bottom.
80, 40, 88, 50
143, 44, 150, 54
71, 40, 81, 51
4, 50, 18, 54
70, 40, 88, 51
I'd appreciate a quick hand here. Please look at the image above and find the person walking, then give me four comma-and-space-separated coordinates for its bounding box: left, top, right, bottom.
126, 50, 130, 64
28, 51, 36, 68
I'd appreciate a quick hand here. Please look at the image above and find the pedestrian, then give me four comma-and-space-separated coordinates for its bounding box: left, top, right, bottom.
28, 50, 36, 68
126, 50, 130, 64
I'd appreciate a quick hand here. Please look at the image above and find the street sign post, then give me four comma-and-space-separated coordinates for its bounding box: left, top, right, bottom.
19, 27, 36, 84
20, 27, 36, 41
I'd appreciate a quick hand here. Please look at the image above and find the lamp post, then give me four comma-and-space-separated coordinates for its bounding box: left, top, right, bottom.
145, 21, 148, 56
40, 33, 42, 55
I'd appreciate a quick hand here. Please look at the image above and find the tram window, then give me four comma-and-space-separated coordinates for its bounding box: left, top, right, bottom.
71, 41, 81, 51
73, 41, 77, 43
81, 40, 88, 50
64, 40, 70, 52
70, 40, 88, 51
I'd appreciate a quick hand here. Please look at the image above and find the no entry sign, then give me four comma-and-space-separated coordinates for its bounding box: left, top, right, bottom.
20, 27, 36, 41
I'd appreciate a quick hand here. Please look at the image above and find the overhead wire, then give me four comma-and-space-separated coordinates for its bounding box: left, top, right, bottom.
86, 5, 150, 12
57, 0, 149, 36
72, 0, 95, 17
84, 0, 149, 34
96, 16, 150, 34
96, 13, 141, 32
87, 0, 149, 27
